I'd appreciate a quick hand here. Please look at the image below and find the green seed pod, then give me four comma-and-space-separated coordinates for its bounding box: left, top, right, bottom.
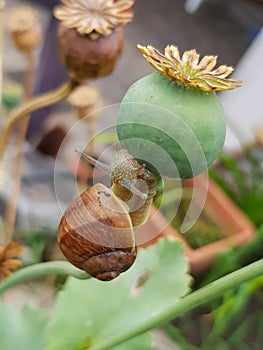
117, 45, 242, 179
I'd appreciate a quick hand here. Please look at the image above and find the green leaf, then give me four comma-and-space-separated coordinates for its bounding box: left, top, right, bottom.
112, 333, 153, 350
0, 304, 49, 350
45, 239, 190, 350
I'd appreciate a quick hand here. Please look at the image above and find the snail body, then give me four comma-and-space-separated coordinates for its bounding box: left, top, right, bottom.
58, 149, 157, 281
109, 150, 158, 228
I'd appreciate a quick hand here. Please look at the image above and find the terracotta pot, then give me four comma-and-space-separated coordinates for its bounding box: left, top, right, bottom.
211, 142, 263, 226
137, 174, 256, 274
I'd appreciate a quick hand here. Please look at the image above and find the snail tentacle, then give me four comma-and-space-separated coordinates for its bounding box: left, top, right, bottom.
75, 148, 111, 175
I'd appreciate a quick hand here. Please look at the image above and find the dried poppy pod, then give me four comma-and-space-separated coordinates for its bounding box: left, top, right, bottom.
0, 241, 24, 280
7, 5, 42, 52
57, 24, 125, 81
254, 127, 263, 147
67, 85, 102, 120
54, 0, 135, 81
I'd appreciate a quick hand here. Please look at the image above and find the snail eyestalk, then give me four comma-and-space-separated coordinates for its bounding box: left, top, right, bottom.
76, 148, 150, 200
120, 178, 148, 201
75, 148, 112, 175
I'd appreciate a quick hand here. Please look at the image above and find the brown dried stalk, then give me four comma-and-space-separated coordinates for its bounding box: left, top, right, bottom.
0, 81, 74, 160
3, 6, 43, 241
0, 81, 74, 244
68, 84, 102, 190
4, 50, 36, 242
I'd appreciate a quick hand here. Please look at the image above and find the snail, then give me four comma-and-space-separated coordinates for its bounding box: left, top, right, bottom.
58, 149, 157, 281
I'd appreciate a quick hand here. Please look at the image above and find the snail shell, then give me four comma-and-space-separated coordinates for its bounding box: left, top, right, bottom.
58, 183, 136, 281
58, 149, 157, 281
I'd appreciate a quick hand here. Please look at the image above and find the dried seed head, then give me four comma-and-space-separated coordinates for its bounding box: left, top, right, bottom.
8, 5, 37, 32
68, 85, 102, 119
138, 44, 243, 92
254, 127, 263, 146
7, 5, 42, 51
0, 241, 24, 280
54, 0, 135, 39
68, 85, 101, 108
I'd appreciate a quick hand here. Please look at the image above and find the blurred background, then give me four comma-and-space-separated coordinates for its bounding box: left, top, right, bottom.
3, 0, 263, 146
1, 0, 263, 243
1, 2, 263, 346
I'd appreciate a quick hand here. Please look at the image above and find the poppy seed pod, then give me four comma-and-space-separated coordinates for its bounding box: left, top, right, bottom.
54, 0, 135, 81
57, 24, 125, 81
117, 45, 242, 179
7, 6, 42, 52
67, 85, 102, 120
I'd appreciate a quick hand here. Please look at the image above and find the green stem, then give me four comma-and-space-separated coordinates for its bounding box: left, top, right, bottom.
0, 261, 90, 295
89, 258, 263, 350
